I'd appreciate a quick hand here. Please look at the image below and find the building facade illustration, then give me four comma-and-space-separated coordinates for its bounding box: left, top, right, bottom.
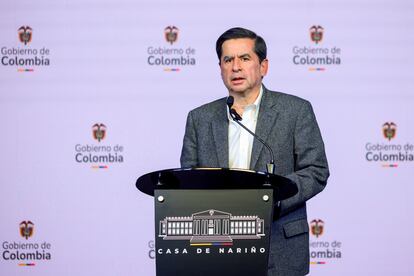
159, 209, 265, 244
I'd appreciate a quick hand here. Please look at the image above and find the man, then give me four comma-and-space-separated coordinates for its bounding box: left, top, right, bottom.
180, 27, 329, 275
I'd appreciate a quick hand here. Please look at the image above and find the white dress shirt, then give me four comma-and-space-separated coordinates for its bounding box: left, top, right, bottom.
228, 87, 263, 169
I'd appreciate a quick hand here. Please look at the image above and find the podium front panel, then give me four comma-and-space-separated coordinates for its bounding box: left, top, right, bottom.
154, 189, 274, 276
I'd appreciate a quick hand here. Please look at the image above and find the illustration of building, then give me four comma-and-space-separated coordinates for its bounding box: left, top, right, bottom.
159, 209, 265, 244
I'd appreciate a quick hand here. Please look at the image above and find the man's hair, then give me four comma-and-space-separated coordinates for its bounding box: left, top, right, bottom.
216, 27, 267, 64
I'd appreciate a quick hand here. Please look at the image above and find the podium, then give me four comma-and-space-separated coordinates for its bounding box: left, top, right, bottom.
136, 168, 297, 276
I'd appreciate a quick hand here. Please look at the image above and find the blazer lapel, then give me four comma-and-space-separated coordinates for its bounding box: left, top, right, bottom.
250, 88, 279, 170
211, 101, 229, 168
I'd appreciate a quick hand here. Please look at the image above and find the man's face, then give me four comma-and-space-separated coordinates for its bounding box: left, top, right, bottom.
220, 38, 268, 96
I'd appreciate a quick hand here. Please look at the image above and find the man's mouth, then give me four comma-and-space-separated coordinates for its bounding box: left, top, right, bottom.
231, 77, 245, 84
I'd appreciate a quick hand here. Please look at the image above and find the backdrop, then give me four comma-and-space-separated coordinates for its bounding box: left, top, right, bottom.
1, 0, 413, 275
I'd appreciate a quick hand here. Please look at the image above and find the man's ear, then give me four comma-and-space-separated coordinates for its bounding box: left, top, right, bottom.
260, 59, 269, 77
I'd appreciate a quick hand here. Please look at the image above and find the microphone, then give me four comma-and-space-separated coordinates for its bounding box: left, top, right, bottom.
226, 96, 242, 121
226, 96, 275, 174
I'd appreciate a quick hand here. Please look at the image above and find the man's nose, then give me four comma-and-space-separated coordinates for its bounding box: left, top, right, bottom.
232, 59, 241, 72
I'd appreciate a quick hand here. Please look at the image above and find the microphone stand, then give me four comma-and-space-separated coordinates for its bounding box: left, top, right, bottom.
227, 98, 276, 175
227, 96, 281, 215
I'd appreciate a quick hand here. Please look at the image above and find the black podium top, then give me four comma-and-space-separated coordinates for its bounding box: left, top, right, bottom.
136, 168, 297, 201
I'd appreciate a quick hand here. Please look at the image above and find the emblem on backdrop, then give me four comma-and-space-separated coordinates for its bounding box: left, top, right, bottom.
164, 26, 179, 45
92, 123, 107, 142
382, 122, 397, 141
19, 221, 34, 240
309, 25, 324, 44
310, 219, 324, 238
18, 26, 33, 45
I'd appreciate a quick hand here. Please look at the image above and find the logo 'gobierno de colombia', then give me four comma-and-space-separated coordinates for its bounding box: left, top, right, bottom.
365, 122, 414, 166
147, 26, 197, 71
1, 26, 51, 71
1, 221, 52, 265
309, 218, 342, 264
75, 123, 124, 168
292, 25, 342, 71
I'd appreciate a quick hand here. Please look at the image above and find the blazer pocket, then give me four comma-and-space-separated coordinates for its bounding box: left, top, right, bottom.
283, 218, 309, 238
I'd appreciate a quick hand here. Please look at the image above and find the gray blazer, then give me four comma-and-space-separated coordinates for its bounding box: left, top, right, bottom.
180, 86, 329, 275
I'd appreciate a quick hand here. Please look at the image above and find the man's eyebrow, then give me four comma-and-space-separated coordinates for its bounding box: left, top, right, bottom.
238, 53, 251, 58
222, 55, 234, 61
222, 53, 251, 61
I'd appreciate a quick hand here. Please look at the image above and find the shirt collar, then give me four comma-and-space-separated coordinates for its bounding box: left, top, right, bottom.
252, 85, 263, 109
